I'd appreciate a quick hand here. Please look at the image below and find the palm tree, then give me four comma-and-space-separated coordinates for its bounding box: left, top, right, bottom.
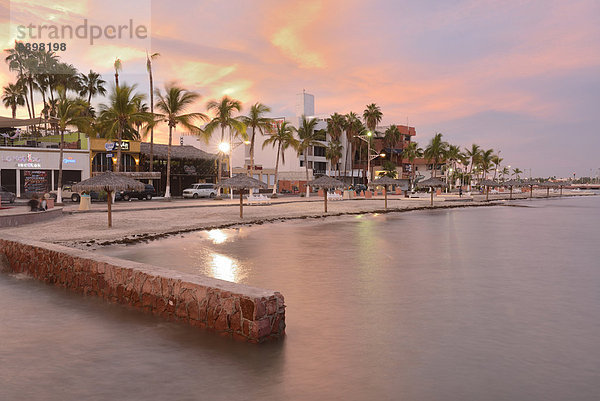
478, 149, 495, 180
154, 84, 208, 199
54, 88, 90, 203
383, 125, 402, 164
262, 121, 298, 195
5, 43, 32, 117
325, 140, 343, 177
78, 70, 107, 104
113, 58, 122, 88
204, 96, 245, 188
501, 166, 510, 182
2, 82, 25, 118
464, 144, 482, 188
403, 141, 423, 189
343, 112, 361, 182
133, 98, 148, 138
512, 168, 523, 179
146, 52, 159, 172
363, 103, 383, 133
297, 115, 320, 197
327, 112, 345, 142
97, 84, 153, 173
241, 102, 272, 178
444, 144, 463, 189
380, 160, 398, 178
424, 133, 448, 178
491, 154, 503, 180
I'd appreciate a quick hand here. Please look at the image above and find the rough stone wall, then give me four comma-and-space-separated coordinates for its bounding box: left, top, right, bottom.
0, 237, 285, 343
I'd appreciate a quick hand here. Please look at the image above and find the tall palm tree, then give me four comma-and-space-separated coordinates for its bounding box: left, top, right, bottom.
424, 133, 448, 178
343, 112, 361, 182
97, 84, 152, 173
327, 112, 345, 142
54, 88, 90, 203
478, 149, 495, 179
501, 166, 510, 182
297, 115, 320, 197
491, 154, 503, 180
146, 52, 160, 172
444, 144, 463, 188
464, 143, 482, 189
78, 70, 107, 104
383, 125, 402, 164
5, 43, 33, 117
2, 82, 25, 118
113, 58, 122, 88
133, 98, 149, 138
204, 96, 245, 187
262, 121, 298, 195
241, 102, 272, 178
363, 103, 383, 133
154, 85, 208, 199
325, 140, 343, 177
403, 141, 423, 189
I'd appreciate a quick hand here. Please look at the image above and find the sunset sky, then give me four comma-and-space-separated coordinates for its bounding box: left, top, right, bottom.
1, 0, 599, 178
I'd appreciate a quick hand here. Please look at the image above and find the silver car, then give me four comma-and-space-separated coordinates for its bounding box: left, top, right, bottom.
0, 186, 16, 203
182, 183, 218, 198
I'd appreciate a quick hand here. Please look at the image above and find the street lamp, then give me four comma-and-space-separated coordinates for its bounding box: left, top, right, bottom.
355, 130, 378, 185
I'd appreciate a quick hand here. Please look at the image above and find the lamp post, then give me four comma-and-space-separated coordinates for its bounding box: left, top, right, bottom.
355, 130, 378, 185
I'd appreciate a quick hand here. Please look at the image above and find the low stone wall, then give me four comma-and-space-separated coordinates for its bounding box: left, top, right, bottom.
0, 236, 285, 343
0, 207, 63, 227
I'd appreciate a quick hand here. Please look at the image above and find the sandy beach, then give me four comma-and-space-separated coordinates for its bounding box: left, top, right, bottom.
1, 190, 591, 249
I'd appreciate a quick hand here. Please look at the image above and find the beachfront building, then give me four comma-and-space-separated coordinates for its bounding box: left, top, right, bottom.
89, 138, 141, 175
139, 142, 217, 196
0, 116, 90, 198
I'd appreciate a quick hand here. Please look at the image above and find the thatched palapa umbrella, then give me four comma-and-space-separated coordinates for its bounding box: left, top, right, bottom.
308, 175, 344, 213
538, 181, 556, 198
219, 174, 267, 218
72, 172, 145, 227
479, 179, 500, 201
416, 177, 446, 206
520, 179, 538, 199
502, 179, 523, 200
368, 176, 405, 209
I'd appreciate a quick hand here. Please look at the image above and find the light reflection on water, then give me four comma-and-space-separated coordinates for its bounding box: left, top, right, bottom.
1, 196, 600, 401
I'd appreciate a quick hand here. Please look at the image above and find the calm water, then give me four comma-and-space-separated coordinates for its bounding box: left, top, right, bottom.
2, 196, 600, 401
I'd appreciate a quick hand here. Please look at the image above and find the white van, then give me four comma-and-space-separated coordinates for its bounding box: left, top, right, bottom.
182, 183, 218, 198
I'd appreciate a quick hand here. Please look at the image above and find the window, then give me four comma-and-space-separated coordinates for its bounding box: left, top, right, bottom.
314, 146, 326, 157
92, 153, 113, 172
122, 154, 137, 172
308, 161, 313, 169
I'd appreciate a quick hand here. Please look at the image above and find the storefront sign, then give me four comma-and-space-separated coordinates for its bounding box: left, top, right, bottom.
2, 152, 42, 168
63, 157, 76, 164
23, 170, 48, 194
106, 153, 113, 158
105, 142, 115, 151
113, 141, 130, 151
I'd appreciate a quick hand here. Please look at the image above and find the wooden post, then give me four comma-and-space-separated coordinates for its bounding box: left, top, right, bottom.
486, 186, 489, 201
240, 190, 243, 218
546, 187, 550, 198
510, 187, 513, 200
324, 188, 328, 213
560, 186, 563, 197
384, 185, 388, 209
107, 189, 112, 228
430, 188, 433, 206
530, 185, 533, 198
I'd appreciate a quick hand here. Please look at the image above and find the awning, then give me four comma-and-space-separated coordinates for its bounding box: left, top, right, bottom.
0, 116, 48, 128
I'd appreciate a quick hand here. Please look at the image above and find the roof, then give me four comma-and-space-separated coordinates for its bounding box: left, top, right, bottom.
0, 115, 47, 128
309, 175, 345, 189
368, 176, 404, 186
416, 177, 447, 188
72, 171, 145, 192
140, 142, 217, 160
479, 179, 500, 187
219, 174, 267, 189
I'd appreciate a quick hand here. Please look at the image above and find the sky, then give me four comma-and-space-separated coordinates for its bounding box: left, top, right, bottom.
1, 0, 599, 178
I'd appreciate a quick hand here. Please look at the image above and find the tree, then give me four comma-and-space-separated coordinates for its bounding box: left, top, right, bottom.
326, 112, 345, 142
241, 102, 272, 178
325, 140, 343, 177
383, 125, 402, 164
444, 144, 463, 189
478, 149, 495, 179
363, 103, 383, 133
464, 143, 481, 188
491, 154, 503, 180
146, 52, 160, 172
154, 84, 208, 199
114, 58, 122, 88
5, 43, 33, 117
78, 70, 106, 104
380, 160, 398, 178
54, 88, 90, 203
204, 96, 245, 188
97, 84, 152, 173
512, 168, 523, 179
2, 82, 25, 118
403, 141, 423, 189
424, 133, 448, 178
343, 112, 361, 182
262, 121, 298, 195
297, 115, 320, 197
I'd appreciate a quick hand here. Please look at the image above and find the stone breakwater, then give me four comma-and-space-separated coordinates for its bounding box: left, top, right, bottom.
0, 236, 285, 343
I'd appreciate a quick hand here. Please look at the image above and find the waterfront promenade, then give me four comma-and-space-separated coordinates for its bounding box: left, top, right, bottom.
1, 190, 591, 248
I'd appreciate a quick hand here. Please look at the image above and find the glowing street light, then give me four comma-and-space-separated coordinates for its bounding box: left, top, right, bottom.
218, 142, 230, 154
355, 130, 378, 185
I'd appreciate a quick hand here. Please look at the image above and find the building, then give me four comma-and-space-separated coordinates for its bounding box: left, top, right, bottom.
89, 137, 141, 175
1, 129, 90, 198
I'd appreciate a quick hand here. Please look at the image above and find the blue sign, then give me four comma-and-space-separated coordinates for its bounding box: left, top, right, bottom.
63, 158, 76, 164
106, 153, 113, 158
104, 142, 115, 151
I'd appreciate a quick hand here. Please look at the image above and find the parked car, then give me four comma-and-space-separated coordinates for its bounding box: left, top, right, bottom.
0, 186, 16, 203
183, 183, 218, 198
116, 184, 156, 201
50, 185, 77, 202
